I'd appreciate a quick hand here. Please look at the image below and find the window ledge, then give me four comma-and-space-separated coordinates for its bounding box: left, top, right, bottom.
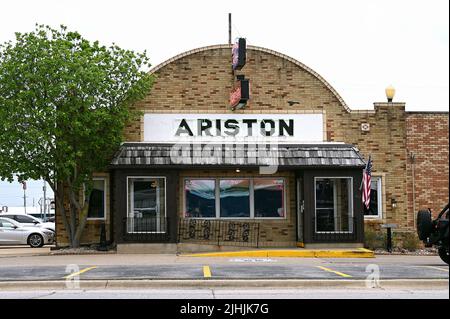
364, 218, 384, 223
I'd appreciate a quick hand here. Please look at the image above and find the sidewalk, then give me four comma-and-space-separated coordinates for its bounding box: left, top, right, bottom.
0, 246, 375, 258
182, 248, 374, 258
0, 246, 52, 257
1, 279, 448, 291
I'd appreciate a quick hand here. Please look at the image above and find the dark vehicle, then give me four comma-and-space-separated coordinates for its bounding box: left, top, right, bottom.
417, 203, 449, 264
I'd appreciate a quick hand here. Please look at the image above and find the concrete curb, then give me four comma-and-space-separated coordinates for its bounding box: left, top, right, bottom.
182, 248, 375, 258
0, 279, 447, 290
0, 253, 50, 258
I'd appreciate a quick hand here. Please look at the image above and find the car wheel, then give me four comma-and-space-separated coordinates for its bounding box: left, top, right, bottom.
438, 247, 449, 265
28, 233, 44, 248
417, 209, 433, 240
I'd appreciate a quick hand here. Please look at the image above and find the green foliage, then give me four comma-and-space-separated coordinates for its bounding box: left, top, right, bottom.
400, 232, 421, 251
364, 229, 386, 250
0, 24, 154, 246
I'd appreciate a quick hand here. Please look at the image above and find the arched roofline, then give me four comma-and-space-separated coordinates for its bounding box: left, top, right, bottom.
149, 44, 350, 112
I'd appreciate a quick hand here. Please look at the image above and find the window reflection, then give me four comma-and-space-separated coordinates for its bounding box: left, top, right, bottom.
254, 179, 284, 217
364, 178, 381, 217
185, 179, 216, 218
219, 179, 250, 218
88, 179, 105, 219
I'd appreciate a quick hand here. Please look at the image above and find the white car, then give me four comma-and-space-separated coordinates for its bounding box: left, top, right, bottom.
0, 213, 55, 232
0, 217, 54, 248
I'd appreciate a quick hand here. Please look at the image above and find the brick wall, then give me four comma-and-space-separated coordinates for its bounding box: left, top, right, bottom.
55, 44, 449, 245
406, 113, 449, 226
125, 45, 414, 234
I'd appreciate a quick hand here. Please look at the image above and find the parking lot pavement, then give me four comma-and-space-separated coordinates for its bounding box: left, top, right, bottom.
0, 255, 447, 282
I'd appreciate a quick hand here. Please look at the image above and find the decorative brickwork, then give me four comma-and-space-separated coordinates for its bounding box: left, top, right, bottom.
56, 44, 449, 247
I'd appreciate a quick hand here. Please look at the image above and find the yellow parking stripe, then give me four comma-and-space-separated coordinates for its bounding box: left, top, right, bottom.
63, 266, 97, 279
317, 266, 352, 278
203, 265, 212, 278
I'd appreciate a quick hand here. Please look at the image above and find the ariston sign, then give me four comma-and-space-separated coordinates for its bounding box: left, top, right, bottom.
143, 113, 324, 143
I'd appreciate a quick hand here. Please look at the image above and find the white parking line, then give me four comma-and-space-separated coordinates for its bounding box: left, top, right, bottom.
424, 266, 449, 272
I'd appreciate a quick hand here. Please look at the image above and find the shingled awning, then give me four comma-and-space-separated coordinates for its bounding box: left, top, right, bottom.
109, 143, 365, 168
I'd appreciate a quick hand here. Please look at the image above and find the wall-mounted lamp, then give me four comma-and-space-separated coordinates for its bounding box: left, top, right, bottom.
391, 197, 397, 209
235, 168, 241, 173
385, 85, 396, 102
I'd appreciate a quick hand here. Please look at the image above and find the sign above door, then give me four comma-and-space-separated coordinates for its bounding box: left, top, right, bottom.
143, 113, 324, 143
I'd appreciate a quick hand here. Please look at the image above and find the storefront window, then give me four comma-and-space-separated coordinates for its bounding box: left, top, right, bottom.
315, 178, 353, 232
183, 178, 285, 219
185, 179, 216, 218
364, 177, 382, 218
254, 179, 285, 218
219, 179, 250, 218
127, 177, 166, 233
87, 179, 106, 219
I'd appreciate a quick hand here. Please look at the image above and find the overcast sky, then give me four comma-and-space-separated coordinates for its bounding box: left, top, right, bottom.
0, 0, 448, 206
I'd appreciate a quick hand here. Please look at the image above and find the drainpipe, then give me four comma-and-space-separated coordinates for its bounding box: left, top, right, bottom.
410, 152, 416, 228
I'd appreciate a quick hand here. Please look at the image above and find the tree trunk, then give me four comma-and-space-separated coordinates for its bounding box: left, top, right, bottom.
51, 180, 72, 248
74, 202, 90, 247
51, 180, 91, 249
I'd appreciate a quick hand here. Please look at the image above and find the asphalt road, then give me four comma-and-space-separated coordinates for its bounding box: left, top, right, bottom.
0, 263, 448, 281
0, 252, 448, 299
0, 254, 447, 281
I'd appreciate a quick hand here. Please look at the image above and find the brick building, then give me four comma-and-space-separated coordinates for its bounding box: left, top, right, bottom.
56, 44, 449, 251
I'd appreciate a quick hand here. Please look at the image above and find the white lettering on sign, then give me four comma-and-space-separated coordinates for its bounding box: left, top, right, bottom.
143, 113, 324, 143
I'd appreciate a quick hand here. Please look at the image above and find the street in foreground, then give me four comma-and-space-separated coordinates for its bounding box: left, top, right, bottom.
0, 249, 447, 299
0, 287, 448, 299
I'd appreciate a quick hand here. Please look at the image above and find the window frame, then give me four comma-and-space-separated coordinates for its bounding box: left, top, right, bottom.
86, 177, 107, 221
364, 176, 383, 220
183, 177, 287, 220
314, 176, 354, 234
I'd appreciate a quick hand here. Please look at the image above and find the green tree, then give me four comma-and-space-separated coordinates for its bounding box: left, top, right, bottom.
0, 25, 154, 247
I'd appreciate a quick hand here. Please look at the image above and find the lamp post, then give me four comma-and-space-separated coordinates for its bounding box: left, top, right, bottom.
22, 181, 27, 214
385, 85, 396, 102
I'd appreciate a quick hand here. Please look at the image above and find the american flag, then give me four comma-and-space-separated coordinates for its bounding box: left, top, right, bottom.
362, 155, 372, 210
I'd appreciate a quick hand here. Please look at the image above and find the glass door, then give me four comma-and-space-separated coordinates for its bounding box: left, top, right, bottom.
127, 177, 166, 233
296, 177, 304, 243
315, 177, 353, 233
315, 179, 336, 232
